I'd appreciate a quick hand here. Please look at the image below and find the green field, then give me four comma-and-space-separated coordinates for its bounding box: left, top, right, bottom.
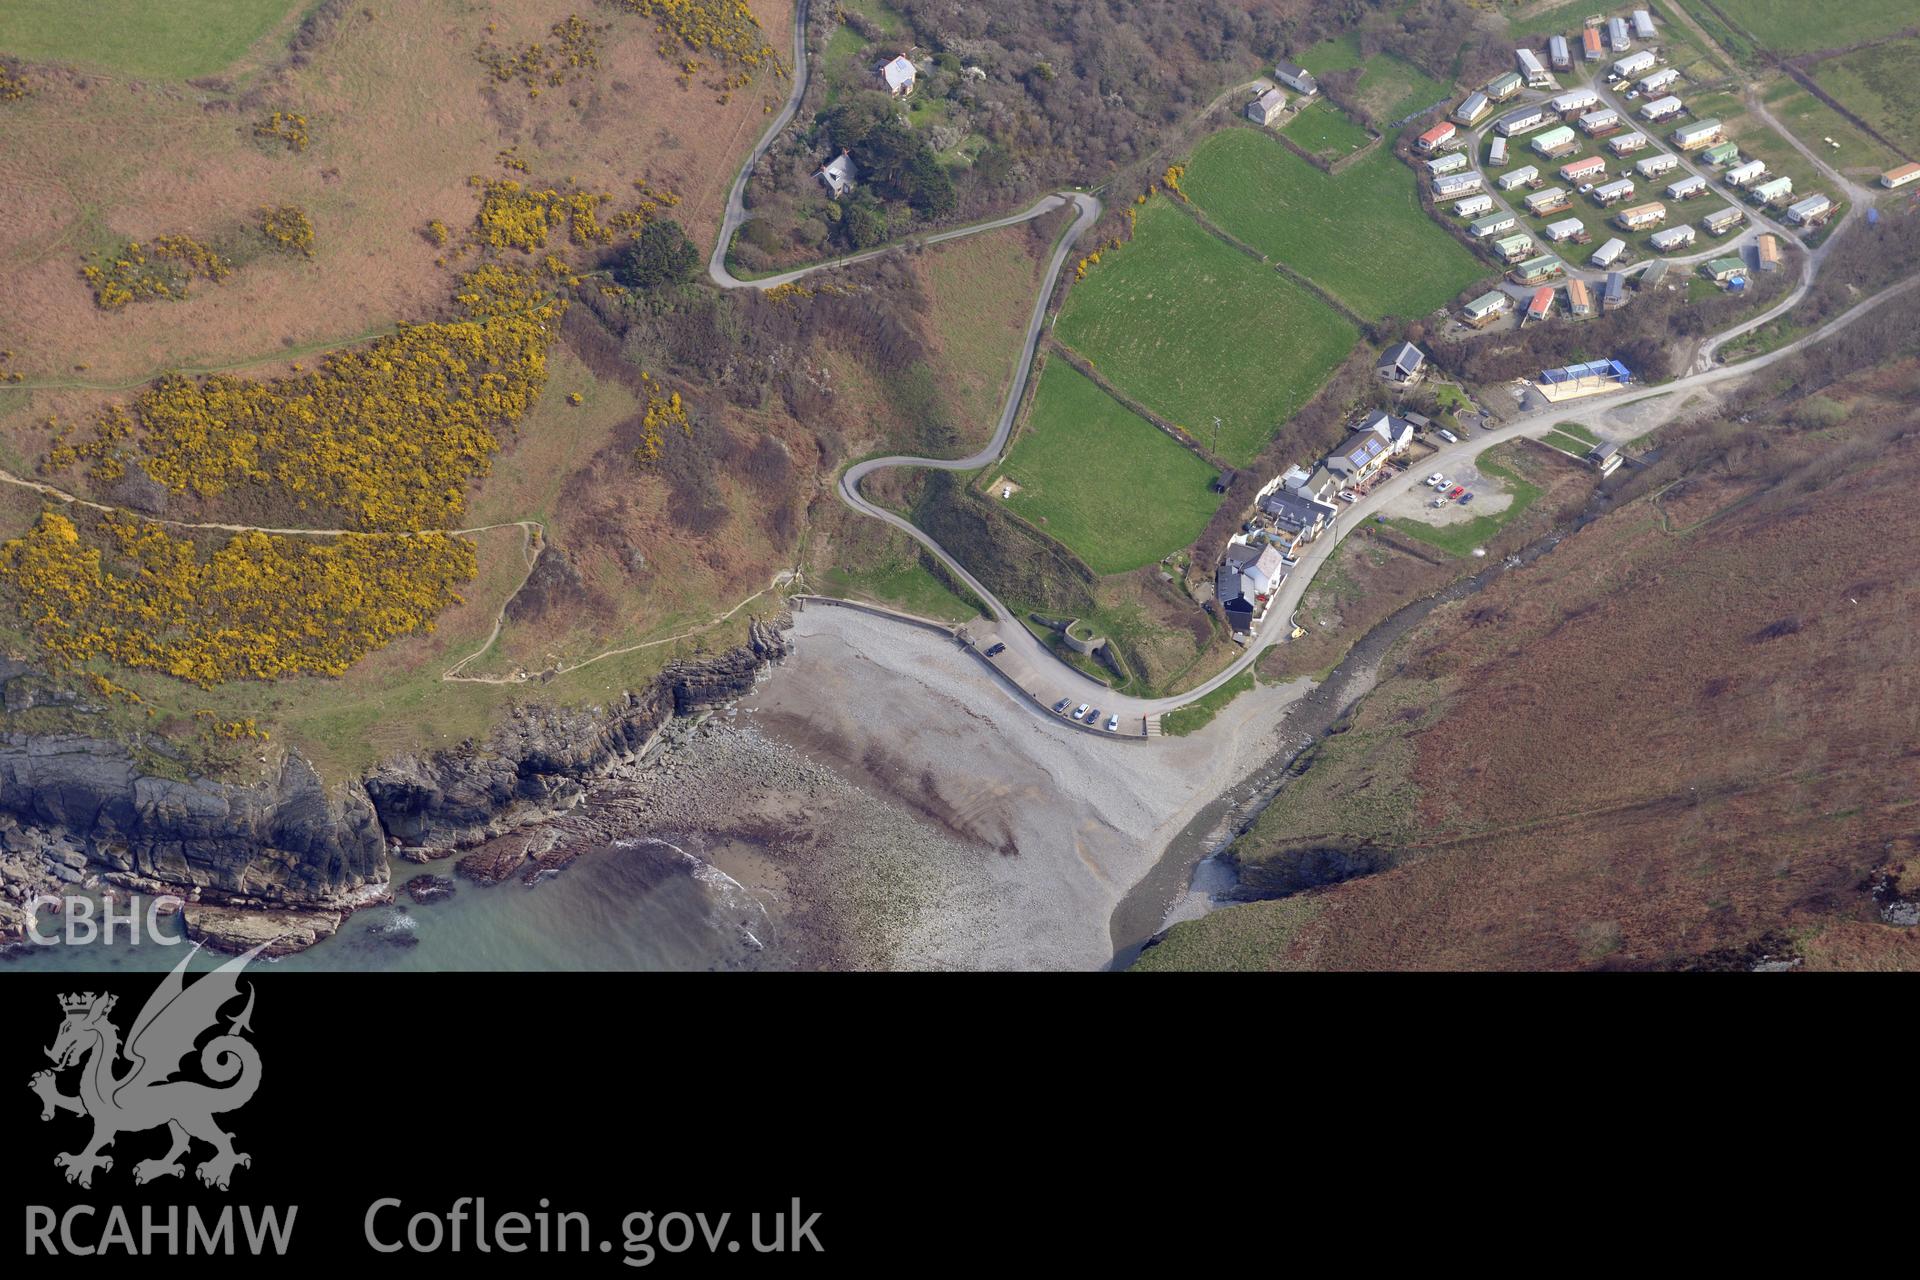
817, 554, 985, 623
1053, 197, 1355, 467
1807, 39, 1920, 158
0, 0, 300, 78
1183, 127, 1489, 321
1759, 76, 1906, 177
1282, 99, 1375, 161
1710, 0, 1917, 52
1296, 34, 1453, 126
998, 362, 1222, 575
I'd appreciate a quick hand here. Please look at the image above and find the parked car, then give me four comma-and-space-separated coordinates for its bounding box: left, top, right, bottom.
1448, 485, 1466, 500
1073, 704, 1090, 721
984, 642, 1006, 657
1053, 697, 1072, 714
1438, 429, 1460, 443
1339, 489, 1358, 503
1432, 497, 1448, 508
1086, 709, 1101, 726
1105, 715, 1119, 732
1427, 473, 1444, 486
1459, 492, 1475, 504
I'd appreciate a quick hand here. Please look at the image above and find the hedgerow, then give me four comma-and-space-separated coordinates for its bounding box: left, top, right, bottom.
81, 236, 232, 310
0, 511, 475, 685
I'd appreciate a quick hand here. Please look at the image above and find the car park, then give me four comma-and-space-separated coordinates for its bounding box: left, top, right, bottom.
1073, 704, 1089, 721
1105, 715, 1119, 732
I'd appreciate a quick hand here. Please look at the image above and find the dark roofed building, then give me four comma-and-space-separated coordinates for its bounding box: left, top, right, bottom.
1259, 488, 1338, 539
1273, 60, 1318, 95
1377, 341, 1427, 384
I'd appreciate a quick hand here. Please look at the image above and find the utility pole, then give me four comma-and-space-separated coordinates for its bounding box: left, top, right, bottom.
1212, 416, 1222, 457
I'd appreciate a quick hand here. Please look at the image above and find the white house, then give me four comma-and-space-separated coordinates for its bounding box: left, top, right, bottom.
817, 152, 858, 197
879, 54, 916, 96
1274, 60, 1318, 95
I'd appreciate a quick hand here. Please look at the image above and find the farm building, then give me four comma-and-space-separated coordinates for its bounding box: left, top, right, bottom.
1608, 17, 1630, 51
1883, 163, 1920, 189
1377, 343, 1427, 385
1756, 234, 1782, 271
1666, 174, 1708, 200
1485, 71, 1524, 102
1591, 236, 1627, 268
1538, 358, 1631, 401
1641, 95, 1685, 122
1455, 194, 1496, 218
1672, 119, 1724, 150
1700, 140, 1740, 166
1617, 200, 1667, 230
1434, 172, 1484, 198
1498, 165, 1541, 191
1580, 109, 1622, 136
880, 54, 917, 96
1639, 67, 1681, 94
1526, 286, 1555, 322
1592, 177, 1637, 206
1612, 50, 1656, 79
1553, 89, 1601, 115
1749, 176, 1793, 204
1517, 47, 1549, 86
1724, 159, 1767, 186
1787, 194, 1833, 226
1525, 186, 1573, 215
1461, 290, 1511, 326
1246, 87, 1288, 126
1648, 224, 1695, 250
1702, 205, 1745, 235
816, 151, 858, 197
1428, 152, 1470, 176
1604, 271, 1629, 309
1610, 131, 1650, 155
1493, 232, 1536, 261
1512, 253, 1564, 284
1633, 9, 1656, 39
1703, 256, 1746, 284
1489, 136, 1509, 165
1532, 126, 1579, 158
1274, 61, 1319, 95
1497, 106, 1551, 136
1543, 217, 1588, 243
1583, 28, 1604, 61
1639, 259, 1671, 288
1636, 153, 1679, 179
1455, 92, 1491, 126
1417, 121, 1458, 152
1567, 277, 1593, 316
1550, 34, 1571, 70
1562, 155, 1608, 183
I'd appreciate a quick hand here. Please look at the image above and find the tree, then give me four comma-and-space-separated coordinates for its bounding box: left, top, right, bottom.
614, 219, 698, 290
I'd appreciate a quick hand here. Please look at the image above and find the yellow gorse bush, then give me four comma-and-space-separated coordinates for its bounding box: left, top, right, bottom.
476, 14, 607, 97
254, 111, 310, 151
0, 511, 475, 685
260, 204, 316, 256
470, 176, 681, 253
611, 0, 785, 88
635, 372, 690, 462
1, 62, 31, 102
81, 235, 232, 310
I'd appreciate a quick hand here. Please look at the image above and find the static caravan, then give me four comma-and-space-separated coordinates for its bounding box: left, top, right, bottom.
1462, 290, 1510, 326
1512, 253, 1564, 284
1469, 211, 1519, 238
1417, 121, 1457, 153
1561, 155, 1608, 184
1454, 194, 1496, 218
1633, 9, 1656, 40
1610, 131, 1650, 156
1608, 17, 1630, 52
1617, 201, 1667, 230
1525, 186, 1572, 215
1591, 237, 1627, 268
1567, 277, 1593, 317
1756, 234, 1782, 271
1787, 193, 1833, 225
1550, 34, 1572, 71
1434, 172, 1484, 198
1639, 67, 1680, 94
1591, 178, 1637, 206
1672, 119, 1724, 150
1455, 92, 1491, 127
1749, 176, 1793, 205
1543, 217, 1588, 243
1883, 162, 1920, 189
1703, 256, 1746, 283
1639, 259, 1671, 288
1580, 109, 1621, 136
1517, 47, 1549, 86
1531, 125, 1579, 158
1498, 105, 1551, 137
1605, 270, 1629, 309
1493, 232, 1535, 261
1636, 153, 1679, 179
1488, 135, 1509, 166
1700, 140, 1740, 166
1527, 286, 1556, 322
1666, 174, 1708, 200
1485, 71, 1524, 102
1428, 152, 1470, 177
1612, 51, 1656, 80
1583, 28, 1604, 61
1723, 159, 1767, 187
1641, 95, 1684, 122
1498, 165, 1540, 191
1702, 205, 1745, 235
1648, 224, 1694, 250
1552, 89, 1601, 115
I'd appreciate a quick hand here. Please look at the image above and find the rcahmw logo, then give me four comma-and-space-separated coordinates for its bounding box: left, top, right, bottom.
23, 942, 298, 1257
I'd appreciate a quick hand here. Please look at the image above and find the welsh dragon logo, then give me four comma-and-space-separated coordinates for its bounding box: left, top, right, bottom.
29, 943, 267, 1191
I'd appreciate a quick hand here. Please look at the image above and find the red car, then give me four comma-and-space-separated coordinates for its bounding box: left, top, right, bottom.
1447, 485, 1466, 501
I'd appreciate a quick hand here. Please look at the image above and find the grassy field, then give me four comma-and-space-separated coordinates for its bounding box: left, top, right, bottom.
1759, 75, 1906, 179
1806, 39, 1920, 159
998, 361, 1222, 575
1160, 670, 1254, 736
0, 0, 301, 78
1184, 127, 1489, 321
1053, 196, 1355, 467
817, 556, 984, 623
1281, 99, 1375, 162
1540, 430, 1592, 456
1295, 34, 1453, 126
1129, 895, 1323, 971
914, 222, 1053, 449
1710, 0, 1918, 52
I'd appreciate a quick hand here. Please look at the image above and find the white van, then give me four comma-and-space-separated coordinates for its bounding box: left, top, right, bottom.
1437, 428, 1460, 444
